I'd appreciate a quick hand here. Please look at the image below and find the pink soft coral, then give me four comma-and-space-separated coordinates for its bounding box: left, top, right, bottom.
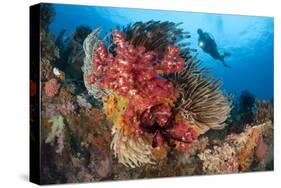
88, 29, 184, 95
44, 78, 61, 97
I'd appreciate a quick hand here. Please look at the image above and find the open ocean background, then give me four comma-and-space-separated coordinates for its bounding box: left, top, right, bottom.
50, 3, 274, 100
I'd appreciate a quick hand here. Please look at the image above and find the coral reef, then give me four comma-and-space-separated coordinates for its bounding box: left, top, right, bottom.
38, 11, 273, 183
83, 21, 231, 168
198, 121, 273, 174
41, 89, 112, 183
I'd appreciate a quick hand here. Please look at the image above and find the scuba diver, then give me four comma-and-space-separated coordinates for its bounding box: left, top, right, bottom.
197, 28, 231, 68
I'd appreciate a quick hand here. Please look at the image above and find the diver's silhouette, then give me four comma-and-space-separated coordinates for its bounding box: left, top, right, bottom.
197, 28, 231, 68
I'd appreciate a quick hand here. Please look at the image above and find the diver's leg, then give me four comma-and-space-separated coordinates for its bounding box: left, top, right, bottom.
222, 60, 231, 68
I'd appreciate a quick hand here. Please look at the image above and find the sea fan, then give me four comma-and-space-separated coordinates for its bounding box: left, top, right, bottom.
168, 58, 231, 134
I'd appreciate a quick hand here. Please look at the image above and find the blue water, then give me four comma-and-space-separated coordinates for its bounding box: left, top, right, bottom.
50, 3, 274, 100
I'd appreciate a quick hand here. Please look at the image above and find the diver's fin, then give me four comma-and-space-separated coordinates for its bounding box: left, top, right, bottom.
220, 52, 231, 68
219, 55, 230, 68
220, 56, 231, 68
222, 61, 231, 68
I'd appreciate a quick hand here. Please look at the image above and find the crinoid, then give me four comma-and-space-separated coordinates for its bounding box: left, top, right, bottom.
167, 59, 231, 134
82, 28, 113, 100
123, 21, 192, 57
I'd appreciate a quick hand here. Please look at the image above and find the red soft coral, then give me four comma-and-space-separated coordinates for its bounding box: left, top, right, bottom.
139, 104, 198, 150
169, 119, 199, 152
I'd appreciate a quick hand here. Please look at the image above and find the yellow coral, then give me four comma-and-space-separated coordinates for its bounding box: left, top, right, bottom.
103, 94, 127, 120
103, 94, 131, 135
